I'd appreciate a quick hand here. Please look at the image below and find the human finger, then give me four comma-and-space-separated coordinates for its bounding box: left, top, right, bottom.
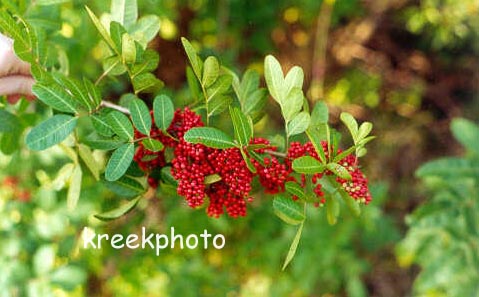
0, 33, 31, 76
0, 75, 35, 96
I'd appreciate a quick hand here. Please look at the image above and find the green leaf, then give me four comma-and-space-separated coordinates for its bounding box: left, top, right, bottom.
282, 222, 304, 271
111, 0, 137, 29
78, 144, 100, 180
264, 55, 285, 103
50, 265, 87, 291
142, 138, 164, 152
357, 122, 373, 141
84, 137, 124, 150
239, 69, 260, 104
37, 0, 69, 5
94, 196, 141, 221
202, 56, 220, 87
243, 88, 267, 121
451, 118, 479, 155
340, 112, 359, 142
240, 147, 257, 173
326, 196, 340, 225
91, 111, 114, 137
67, 165, 82, 211
103, 175, 145, 198
130, 15, 160, 47
131, 49, 159, 75
129, 98, 151, 136
184, 127, 236, 149
326, 163, 352, 180
106, 111, 134, 141
33, 245, 55, 275
282, 87, 304, 122
132, 72, 163, 94
181, 37, 202, 80
287, 112, 310, 136
83, 78, 102, 107
206, 74, 232, 102
0, 110, 20, 133
52, 73, 94, 112
285, 182, 306, 200
32, 83, 79, 113
310, 101, 329, 126
416, 157, 476, 178
292, 156, 325, 174
229, 107, 253, 147
26, 115, 77, 151
306, 128, 327, 164
85, 6, 117, 52
121, 33, 136, 63
105, 143, 135, 181
0, 11, 30, 58
109, 21, 126, 51
204, 173, 222, 184
284, 66, 304, 96
187, 66, 202, 100
340, 190, 361, 216
208, 95, 232, 117
153, 94, 174, 132
273, 195, 305, 225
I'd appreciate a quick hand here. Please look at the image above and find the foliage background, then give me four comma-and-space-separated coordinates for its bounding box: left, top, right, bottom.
0, 0, 478, 296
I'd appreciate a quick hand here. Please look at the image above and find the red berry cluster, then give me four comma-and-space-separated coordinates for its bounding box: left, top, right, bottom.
133, 108, 372, 218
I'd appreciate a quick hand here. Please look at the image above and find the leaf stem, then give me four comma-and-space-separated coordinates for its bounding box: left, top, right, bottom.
100, 101, 130, 115
264, 149, 287, 158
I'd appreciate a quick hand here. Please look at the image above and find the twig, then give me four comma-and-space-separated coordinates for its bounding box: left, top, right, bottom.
100, 101, 130, 115
265, 149, 287, 158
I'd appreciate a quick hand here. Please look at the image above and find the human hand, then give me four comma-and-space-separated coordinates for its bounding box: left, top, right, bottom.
0, 33, 35, 104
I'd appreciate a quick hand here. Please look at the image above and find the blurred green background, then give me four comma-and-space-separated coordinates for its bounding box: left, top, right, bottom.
1, 0, 478, 296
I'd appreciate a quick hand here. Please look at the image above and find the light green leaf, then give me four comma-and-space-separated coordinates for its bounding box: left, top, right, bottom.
284, 66, 304, 96
129, 98, 151, 135
91, 111, 114, 137
83, 78, 102, 107
292, 156, 325, 174
0, 12, 30, 57
264, 55, 285, 103
26, 115, 77, 151
184, 127, 236, 149
32, 83, 79, 113
229, 107, 253, 147
131, 49, 159, 75
282, 222, 304, 271
130, 15, 160, 47
85, 6, 117, 52
326, 196, 340, 225
84, 137, 124, 150
132, 72, 164, 94
37, 0, 69, 5
240, 147, 257, 173
94, 196, 141, 221
105, 143, 135, 181
306, 128, 327, 164
451, 118, 479, 155
310, 101, 329, 126
204, 173, 222, 184
340, 112, 359, 142
340, 190, 361, 216
52, 73, 93, 112
67, 165, 82, 211
287, 112, 310, 136
243, 89, 267, 121
357, 122, 373, 141
153, 94, 174, 132
106, 110, 134, 141
282, 87, 304, 122
109, 21, 126, 51
202, 56, 220, 88
142, 138, 164, 152
181, 37, 202, 80
239, 69, 261, 104
208, 95, 232, 117
78, 144, 100, 180
103, 176, 145, 198
285, 182, 306, 200
121, 33, 136, 63
326, 163, 352, 180
416, 157, 476, 178
102, 55, 127, 76
0, 110, 20, 133
50, 265, 87, 291
206, 74, 232, 101
273, 195, 305, 225
33, 245, 55, 275
111, 0, 137, 29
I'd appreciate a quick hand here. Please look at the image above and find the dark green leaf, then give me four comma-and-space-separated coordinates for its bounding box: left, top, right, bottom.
208, 95, 232, 117
206, 75, 232, 102
85, 6, 117, 52
32, 83, 79, 113
285, 182, 306, 200
105, 143, 135, 181
326, 163, 352, 180
142, 138, 164, 152
106, 111, 134, 141
153, 94, 174, 132
181, 37, 202, 80
103, 175, 145, 198
229, 106, 253, 147
416, 157, 476, 178
326, 196, 340, 225
132, 72, 163, 94
292, 156, 325, 174
26, 115, 77, 151
129, 98, 151, 135
0, 110, 20, 133
282, 222, 304, 270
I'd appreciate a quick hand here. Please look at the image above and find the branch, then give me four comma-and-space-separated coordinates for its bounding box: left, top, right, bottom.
265, 149, 287, 158
100, 101, 130, 115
